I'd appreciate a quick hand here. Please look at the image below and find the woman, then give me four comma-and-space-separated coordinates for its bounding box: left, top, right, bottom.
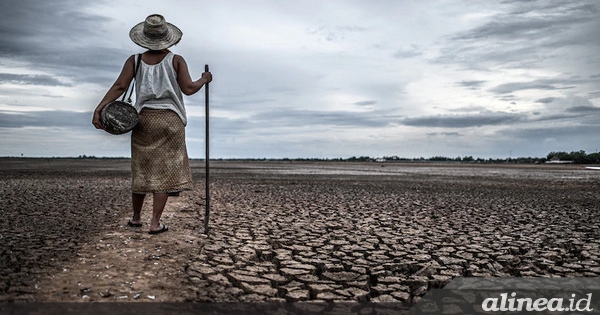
92, 14, 212, 234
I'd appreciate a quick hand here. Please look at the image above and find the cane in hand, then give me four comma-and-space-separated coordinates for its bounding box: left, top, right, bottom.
204, 64, 210, 235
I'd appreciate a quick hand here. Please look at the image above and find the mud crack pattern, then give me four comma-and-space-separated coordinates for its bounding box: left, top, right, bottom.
1, 159, 599, 302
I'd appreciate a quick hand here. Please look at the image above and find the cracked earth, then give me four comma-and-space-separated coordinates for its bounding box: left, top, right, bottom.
1, 159, 599, 303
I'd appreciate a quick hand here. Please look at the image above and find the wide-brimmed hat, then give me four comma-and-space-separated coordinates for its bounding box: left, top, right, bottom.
129, 14, 182, 50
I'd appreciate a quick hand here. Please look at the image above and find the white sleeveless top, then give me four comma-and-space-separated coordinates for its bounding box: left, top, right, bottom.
134, 52, 187, 125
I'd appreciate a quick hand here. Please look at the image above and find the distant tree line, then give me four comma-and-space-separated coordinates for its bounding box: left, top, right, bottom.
343, 150, 600, 164
546, 150, 600, 164
369, 151, 599, 164
32, 150, 600, 164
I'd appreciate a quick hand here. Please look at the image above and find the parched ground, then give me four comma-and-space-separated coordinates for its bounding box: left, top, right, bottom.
1, 158, 599, 303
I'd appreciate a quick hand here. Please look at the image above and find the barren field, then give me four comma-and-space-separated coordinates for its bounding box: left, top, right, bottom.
1, 158, 599, 303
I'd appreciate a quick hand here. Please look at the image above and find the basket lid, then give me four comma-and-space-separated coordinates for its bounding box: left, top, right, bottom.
100, 101, 139, 135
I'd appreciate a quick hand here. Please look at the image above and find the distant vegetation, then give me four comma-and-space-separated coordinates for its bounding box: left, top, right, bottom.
546, 150, 600, 164
370, 150, 599, 164
226, 150, 600, 164
6, 150, 600, 164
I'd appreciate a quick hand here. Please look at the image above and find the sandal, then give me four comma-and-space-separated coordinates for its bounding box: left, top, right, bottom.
127, 219, 143, 227
148, 224, 168, 235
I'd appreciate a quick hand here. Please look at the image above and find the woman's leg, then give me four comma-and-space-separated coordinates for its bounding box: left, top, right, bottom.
150, 193, 169, 231
131, 193, 145, 224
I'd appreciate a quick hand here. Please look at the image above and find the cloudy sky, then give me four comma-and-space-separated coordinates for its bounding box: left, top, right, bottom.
1, 0, 599, 159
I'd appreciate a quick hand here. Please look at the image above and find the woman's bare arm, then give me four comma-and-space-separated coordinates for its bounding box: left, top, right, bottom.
174, 54, 212, 96
92, 55, 136, 129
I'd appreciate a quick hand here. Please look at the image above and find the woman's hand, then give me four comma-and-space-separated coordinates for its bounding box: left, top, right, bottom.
202, 71, 213, 84
92, 110, 104, 129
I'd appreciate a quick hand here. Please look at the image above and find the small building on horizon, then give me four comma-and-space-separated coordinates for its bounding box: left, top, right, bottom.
545, 156, 573, 164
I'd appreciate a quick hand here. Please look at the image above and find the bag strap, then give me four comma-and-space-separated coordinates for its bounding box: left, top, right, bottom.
122, 54, 142, 103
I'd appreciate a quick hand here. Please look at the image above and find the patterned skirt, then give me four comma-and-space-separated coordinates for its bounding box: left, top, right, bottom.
131, 108, 193, 194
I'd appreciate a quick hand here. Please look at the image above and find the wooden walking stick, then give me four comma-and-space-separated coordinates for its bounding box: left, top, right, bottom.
204, 64, 211, 235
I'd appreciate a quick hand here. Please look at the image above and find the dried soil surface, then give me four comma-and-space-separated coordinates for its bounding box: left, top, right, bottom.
1, 158, 599, 303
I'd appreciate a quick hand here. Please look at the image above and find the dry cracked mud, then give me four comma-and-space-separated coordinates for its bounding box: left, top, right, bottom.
1, 158, 599, 303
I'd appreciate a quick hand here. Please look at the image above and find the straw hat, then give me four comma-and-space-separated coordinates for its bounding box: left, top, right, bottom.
129, 14, 182, 50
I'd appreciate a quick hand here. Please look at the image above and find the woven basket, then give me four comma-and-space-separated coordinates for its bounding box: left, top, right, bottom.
100, 101, 139, 135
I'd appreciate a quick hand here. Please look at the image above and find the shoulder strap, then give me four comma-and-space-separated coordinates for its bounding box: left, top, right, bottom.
122, 54, 142, 103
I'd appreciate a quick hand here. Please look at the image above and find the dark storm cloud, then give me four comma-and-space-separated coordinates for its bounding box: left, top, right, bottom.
519, 102, 600, 124
498, 124, 600, 141
427, 132, 462, 137
402, 112, 524, 128
441, 132, 462, 136
445, 106, 488, 113
457, 80, 486, 90
0, 0, 110, 50
0, 0, 125, 84
354, 100, 377, 106
536, 97, 556, 104
213, 97, 276, 111
0, 73, 72, 87
189, 109, 397, 136
251, 109, 392, 128
436, 1, 600, 73
453, 1, 598, 42
393, 46, 422, 59
186, 109, 398, 142
0, 110, 91, 128
567, 106, 600, 113
490, 79, 575, 94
